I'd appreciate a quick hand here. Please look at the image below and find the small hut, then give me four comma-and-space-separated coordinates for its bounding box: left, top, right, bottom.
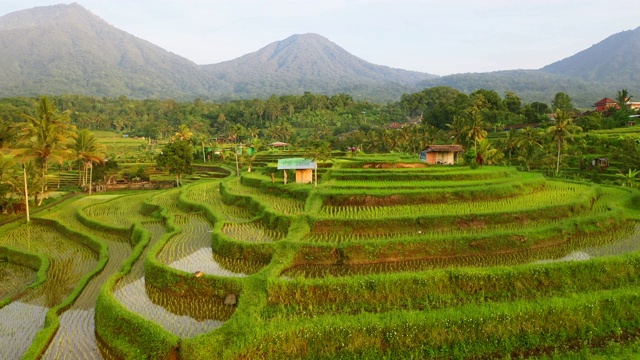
592, 157, 609, 168
269, 142, 291, 150
277, 158, 317, 184
419, 145, 464, 164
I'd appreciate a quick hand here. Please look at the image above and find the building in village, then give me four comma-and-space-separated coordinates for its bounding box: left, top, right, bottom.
419, 145, 464, 165
277, 158, 317, 184
593, 97, 640, 113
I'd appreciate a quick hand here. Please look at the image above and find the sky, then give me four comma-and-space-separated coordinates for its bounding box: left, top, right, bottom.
1, 0, 639, 76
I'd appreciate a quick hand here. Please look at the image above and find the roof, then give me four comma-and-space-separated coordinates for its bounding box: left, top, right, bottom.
423, 144, 464, 153
277, 158, 316, 170
269, 141, 290, 147
593, 98, 617, 107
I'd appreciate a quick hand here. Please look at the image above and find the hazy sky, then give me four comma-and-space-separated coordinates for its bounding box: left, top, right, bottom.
1, 1, 639, 76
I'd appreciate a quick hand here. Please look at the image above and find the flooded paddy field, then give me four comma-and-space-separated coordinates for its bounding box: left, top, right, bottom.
3, 165, 640, 359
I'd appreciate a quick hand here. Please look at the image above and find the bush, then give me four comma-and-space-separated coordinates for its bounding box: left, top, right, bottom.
135, 166, 151, 181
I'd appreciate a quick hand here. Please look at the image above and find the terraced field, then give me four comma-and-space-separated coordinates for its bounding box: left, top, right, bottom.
0, 221, 99, 359
2, 162, 640, 359
0, 260, 35, 299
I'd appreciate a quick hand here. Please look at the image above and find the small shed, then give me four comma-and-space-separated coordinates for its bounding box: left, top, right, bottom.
277, 158, 317, 184
419, 145, 464, 164
269, 142, 291, 149
592, 157, 609, 168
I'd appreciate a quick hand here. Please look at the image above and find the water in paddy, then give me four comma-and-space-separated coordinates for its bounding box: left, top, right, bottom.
0, 302, 48, 360
283, 223, 640, 278
114, 277, 227, 338
0, 261, 36, 299
113, 221, 230, 338
157, 214, 249, 277
537, 223, 640, 263
0, 222, 98, 359
33, 196, 134, 360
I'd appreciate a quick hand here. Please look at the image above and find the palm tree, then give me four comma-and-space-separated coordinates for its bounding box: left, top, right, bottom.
0, 155, 16, 202
503, 130, 517, 161
266, 119, 294, 143
616, 89, 631, 109
446, 116, 469, 146
4, 160, 43, 219
476, 139, 504, 165
547, 109, 582, 176
417, 124, 442, 151
13, 97, 76, 205
514, 127, 543, 171
172, 124, 193, 141
465, 109, 488, 152
74, 129, 106, 190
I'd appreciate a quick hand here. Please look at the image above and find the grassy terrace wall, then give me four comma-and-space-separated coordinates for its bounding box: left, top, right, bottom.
22, 216, 108, 360
6, 162, 640, 359
267, 246, 640, 317
326, 166, 519, 181
95, 224, 181, 359
235, 287, 640, 359
95, 198, 181, 359
182, 180, 277, 264
286, 214, 626, 270
175, 164, 640, 358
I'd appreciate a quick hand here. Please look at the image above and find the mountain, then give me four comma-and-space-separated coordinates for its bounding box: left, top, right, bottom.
418, 27, 640, 108
0, 3, 219, 99
540, 27, 640, 85
0, 3, 638, 106
0, 4, 435, 102
202, 33, 437, 100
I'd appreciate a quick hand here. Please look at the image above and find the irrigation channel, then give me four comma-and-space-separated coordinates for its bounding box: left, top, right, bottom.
0, 184, 245, 359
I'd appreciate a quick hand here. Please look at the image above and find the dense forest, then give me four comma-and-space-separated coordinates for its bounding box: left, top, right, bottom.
2, 86, 640, 208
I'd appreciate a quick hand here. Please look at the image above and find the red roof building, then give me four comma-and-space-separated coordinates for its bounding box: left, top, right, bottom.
593, 98, 618, 113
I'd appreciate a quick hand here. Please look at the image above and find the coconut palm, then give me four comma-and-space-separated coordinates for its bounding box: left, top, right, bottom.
616, 89, 631, 109
266, 119, 294, 143
172, 124, 193, 141
446, 116, 470, 146
465, 109, 488, 152
4, 160, 43, 215
74, 129, 106, 189
0, 155, 16, 202
547, 109, 582, 176
476, 139, 504, 165
13, 97, 76, 205
503, 130, 517, 160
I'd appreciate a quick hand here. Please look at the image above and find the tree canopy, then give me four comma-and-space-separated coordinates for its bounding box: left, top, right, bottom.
156, 139, 193, 186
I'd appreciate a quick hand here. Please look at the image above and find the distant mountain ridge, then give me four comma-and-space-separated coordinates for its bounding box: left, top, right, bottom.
541, 26, 640, 84
0, 3, 435, 102
0, 3, 639, 106
203, 33, 436, 98
419, 27, 640, 107
0, 3, 218, 99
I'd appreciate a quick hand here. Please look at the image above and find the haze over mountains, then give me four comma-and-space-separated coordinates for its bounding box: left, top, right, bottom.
0, 3, 639, 107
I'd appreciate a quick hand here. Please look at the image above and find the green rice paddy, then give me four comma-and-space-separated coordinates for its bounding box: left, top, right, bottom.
2, 162, 640, 359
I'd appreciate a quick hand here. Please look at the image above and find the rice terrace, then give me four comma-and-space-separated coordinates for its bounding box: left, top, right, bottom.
4, 1, 640, 358
3, 151, 640, 359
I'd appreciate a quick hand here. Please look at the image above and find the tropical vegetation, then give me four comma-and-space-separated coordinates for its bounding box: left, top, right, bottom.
1, 87, 640, 359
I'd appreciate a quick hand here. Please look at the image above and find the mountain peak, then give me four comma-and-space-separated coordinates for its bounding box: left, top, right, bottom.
0, 2, 213, 99
201, 32, 436, 99
540, 26, 640, 84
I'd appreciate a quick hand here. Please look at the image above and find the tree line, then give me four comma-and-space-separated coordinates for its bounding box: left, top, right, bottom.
2, 87, 640, 214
